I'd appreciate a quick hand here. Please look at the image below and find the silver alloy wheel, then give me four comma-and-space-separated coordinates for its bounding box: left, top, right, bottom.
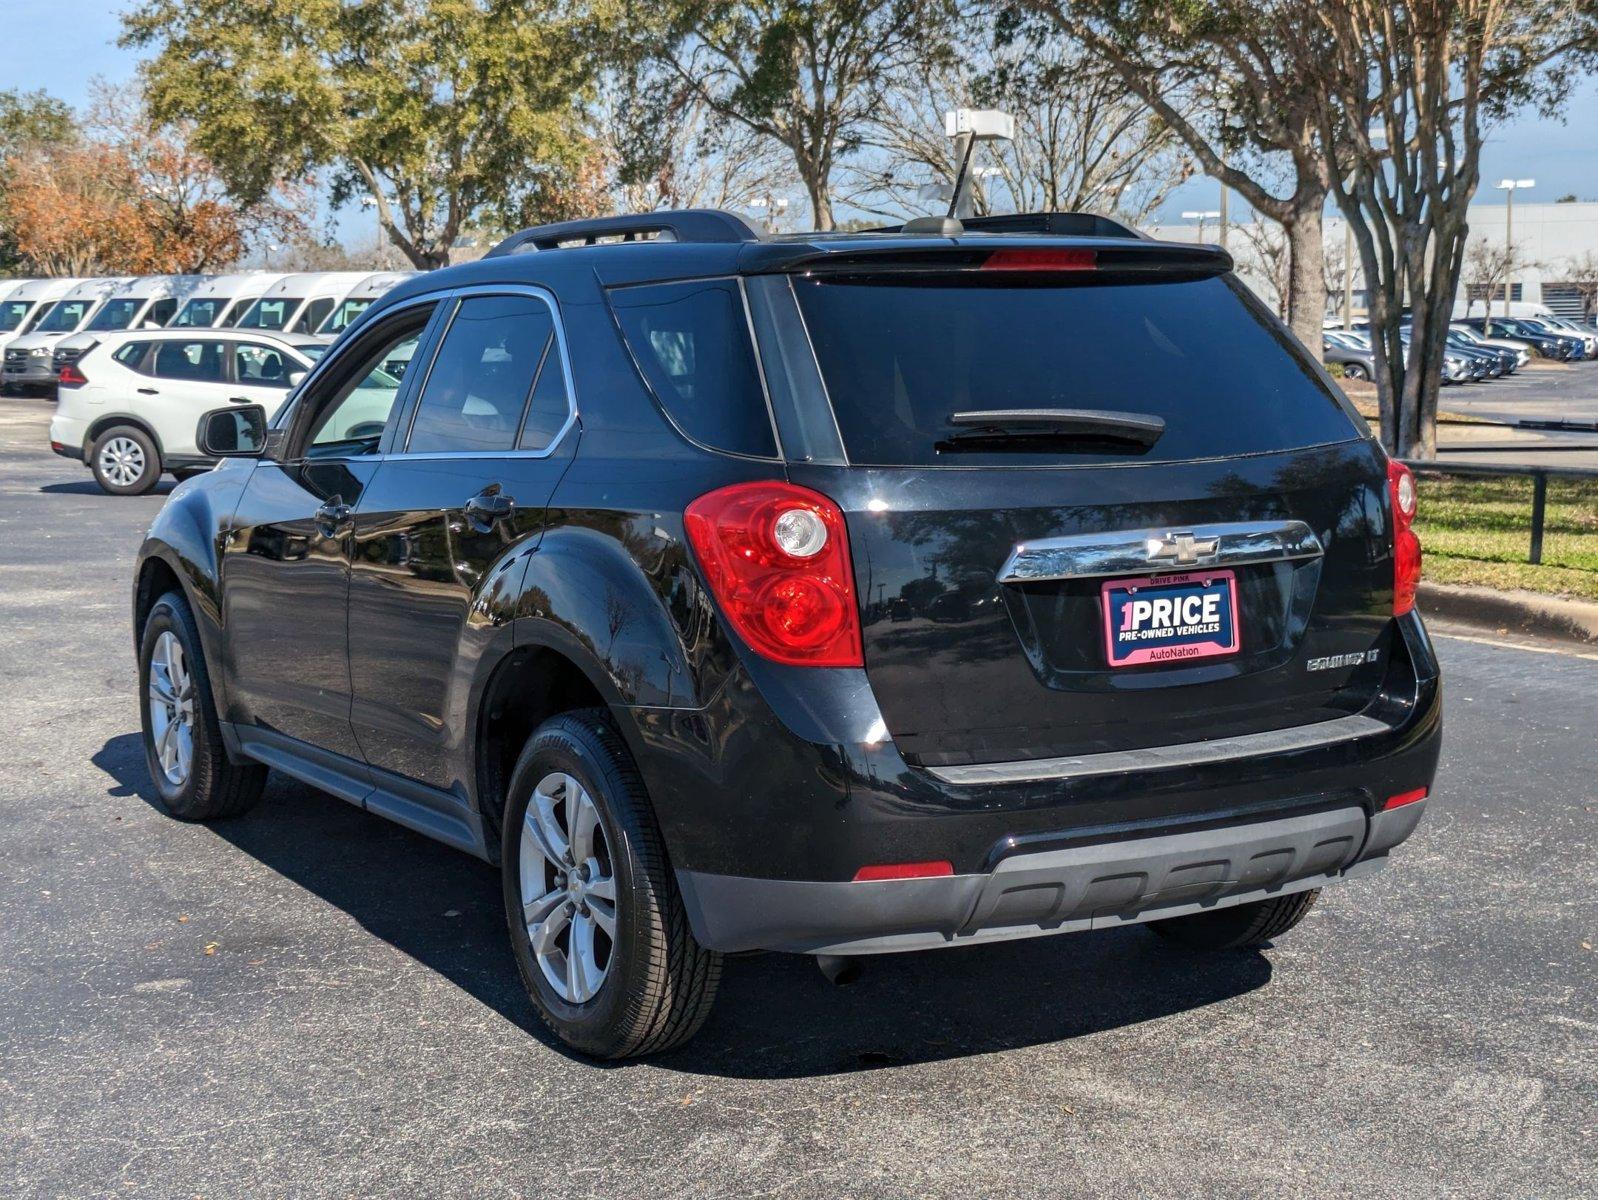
99, 436, 147, 488
147, 631, 196, 787
519, 771, 617, 1003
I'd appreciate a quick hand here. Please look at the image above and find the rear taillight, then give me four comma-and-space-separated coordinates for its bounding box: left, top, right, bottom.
1387, 459, 1421, 615
684, 481, 863, 668
58, 363, 88, 387
980, 248, 1096, 272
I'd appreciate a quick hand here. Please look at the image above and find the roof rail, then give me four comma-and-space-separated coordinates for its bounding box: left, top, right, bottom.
486, 209, 764, 257
870, 211, 1146, 240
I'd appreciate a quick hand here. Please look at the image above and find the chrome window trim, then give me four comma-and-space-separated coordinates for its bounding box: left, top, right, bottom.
996, 519, 1324, 584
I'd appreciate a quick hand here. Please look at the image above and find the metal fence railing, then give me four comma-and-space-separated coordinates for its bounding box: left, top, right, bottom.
1401, 459, 1598, 566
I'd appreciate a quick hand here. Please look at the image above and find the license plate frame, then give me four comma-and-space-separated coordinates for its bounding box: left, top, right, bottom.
1100, 569, 1241, 668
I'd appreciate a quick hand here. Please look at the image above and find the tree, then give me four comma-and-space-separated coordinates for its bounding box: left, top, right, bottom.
635, 0, 955, 230
853, 13, 1193, 224
1235, 220, 1290, 318
1561, 250, 1598, 322
4, 142, 137, 276
1303, 0, 1597, 456
1460, 234, 1538, 319
0, 88, 78, 270
123, 0, 599, 269
1014, 0, 1340, 357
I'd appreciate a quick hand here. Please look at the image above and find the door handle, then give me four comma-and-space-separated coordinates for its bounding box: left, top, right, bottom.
463, 484, 515, 532
227, 395, 252, 405
314, 496, 352, 537
137, 387, 159, 395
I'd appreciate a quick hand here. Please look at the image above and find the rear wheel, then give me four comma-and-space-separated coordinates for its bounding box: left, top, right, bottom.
1145, 889, 1319, 951
502, 710, 721, 1058
1342, 362, 1368, 381
138, 591, 268, 820
91, 425, 161, 495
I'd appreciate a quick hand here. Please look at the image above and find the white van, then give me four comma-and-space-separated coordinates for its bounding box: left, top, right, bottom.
52, 275, 211, 375
311, 270, 417, 341
169, 272, 287, 330
231, 272, 370, 339
2, 277, 130, 392
0, 277, 84, 359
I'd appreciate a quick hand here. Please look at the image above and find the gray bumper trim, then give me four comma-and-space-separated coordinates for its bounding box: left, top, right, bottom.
679, 803, 1396, 955
927, 713, 1389, 786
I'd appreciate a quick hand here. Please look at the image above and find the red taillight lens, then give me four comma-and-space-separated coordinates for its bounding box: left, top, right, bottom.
853, 861, 955, 882
980, 248, 1096, 273
684, 481, 864, 667
1383, 787, 1428, 810
58, 363, 88, 386
1387, 459, 1421, 615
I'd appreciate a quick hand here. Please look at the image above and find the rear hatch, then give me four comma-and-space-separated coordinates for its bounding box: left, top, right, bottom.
769, 242, 1397, 767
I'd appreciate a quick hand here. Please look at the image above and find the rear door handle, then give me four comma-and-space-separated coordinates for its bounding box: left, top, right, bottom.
137, 387, 159, 395
314, 497, 353, 537
464, 485, 515, 532
228, 396, 252, 405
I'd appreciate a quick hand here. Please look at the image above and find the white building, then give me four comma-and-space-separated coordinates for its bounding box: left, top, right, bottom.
1149, 199, 1598, 322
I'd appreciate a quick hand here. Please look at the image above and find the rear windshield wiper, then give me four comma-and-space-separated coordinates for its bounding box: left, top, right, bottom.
938, 408, 1165, 453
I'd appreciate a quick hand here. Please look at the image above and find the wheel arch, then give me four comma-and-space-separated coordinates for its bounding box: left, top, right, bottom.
86, 414, 166, 464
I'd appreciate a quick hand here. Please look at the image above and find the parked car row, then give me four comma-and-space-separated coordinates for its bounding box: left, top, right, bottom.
0, 269, 414, 396
1323, 323, 1534, 385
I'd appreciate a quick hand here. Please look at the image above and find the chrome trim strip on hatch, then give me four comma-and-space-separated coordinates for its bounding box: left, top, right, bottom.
927, 713, 1388, 786
996, 519, 1323, 584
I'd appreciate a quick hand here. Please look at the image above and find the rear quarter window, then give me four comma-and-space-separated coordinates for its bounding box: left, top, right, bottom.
609, 279, 777, 458
792, 274, 1362, 467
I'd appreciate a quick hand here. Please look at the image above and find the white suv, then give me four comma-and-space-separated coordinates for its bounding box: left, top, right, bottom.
50, 329, 315, 494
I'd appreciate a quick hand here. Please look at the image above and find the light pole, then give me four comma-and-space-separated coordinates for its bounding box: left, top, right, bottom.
748, 195, 789, 235
1495, 178, 1534, 322
944, 109, 1014, 220
1181, 210, 1221, 244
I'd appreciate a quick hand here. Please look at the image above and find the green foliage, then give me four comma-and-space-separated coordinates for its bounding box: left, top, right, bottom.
122, 0, 600, 267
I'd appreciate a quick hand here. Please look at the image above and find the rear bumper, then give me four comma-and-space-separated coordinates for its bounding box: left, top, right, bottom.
679, 799, 1427, 954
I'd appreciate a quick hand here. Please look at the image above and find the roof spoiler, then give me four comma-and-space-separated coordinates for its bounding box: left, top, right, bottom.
755, 239, 1233, 280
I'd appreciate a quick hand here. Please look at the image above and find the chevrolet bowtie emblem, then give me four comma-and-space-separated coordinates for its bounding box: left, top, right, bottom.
1146, 531, 1221, 566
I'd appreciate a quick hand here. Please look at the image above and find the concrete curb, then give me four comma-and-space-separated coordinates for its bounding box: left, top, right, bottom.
1420, 581, 1598, 645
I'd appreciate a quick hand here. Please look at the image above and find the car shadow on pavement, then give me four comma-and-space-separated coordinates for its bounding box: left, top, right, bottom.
41, 481, 174, 496
96, 732, 1274, 1079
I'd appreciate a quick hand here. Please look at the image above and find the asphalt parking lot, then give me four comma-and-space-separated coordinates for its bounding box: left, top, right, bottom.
2, 396, 1594, 1199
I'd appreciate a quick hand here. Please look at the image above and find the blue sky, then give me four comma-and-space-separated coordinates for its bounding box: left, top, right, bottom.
9, 0, 1598, 238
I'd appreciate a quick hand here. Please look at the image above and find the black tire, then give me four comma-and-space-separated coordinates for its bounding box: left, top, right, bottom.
501, 709, 721, 1059
90, 425, 162, 495
1342, 362, 1368, 381
138, 590, 268, 821
1145, 889, 1319, 951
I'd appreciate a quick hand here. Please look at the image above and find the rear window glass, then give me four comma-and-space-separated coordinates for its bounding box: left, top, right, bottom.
610, 280, 776, 458
792, 275, 1360, 466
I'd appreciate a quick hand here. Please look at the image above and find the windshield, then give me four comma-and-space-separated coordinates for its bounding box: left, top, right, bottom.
792, 274, 1361, 467
172, 298, 225, 328
34, 299, 94, 333
0, 301, 32, 332
236, 297, 302, 330
318, 297, 371, 335
85, 298, 146, 332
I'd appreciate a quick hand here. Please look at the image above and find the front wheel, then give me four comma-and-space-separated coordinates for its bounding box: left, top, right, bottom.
502, 710, 721, 1058
1145, 889, 1319, 951
1342, 362, 1369, 381
91, 425, 161, 495
139, 591, 268, 820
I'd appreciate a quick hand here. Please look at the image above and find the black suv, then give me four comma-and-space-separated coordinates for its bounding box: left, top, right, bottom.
133, 210, 1440, 1058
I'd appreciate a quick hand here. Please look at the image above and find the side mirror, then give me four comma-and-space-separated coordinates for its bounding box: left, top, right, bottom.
197, 404, 268, 457
286, 369, 307, 387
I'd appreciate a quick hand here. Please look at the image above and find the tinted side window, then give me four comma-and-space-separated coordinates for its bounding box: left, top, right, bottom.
234, 343, 294, 387
146, 298, 178, 326
113, 342, 150, 370
152, 340, 226, 383
406, 295, 552, 454
293, 297, 334, 334
609, 280, 776, 458
518, 335, 570, 451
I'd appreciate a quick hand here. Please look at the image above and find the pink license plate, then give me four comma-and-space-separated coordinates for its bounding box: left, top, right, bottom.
1101, 569, 1241, 668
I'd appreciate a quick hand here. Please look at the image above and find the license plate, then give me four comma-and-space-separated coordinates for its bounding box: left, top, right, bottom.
1101, 569, 1240, 668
